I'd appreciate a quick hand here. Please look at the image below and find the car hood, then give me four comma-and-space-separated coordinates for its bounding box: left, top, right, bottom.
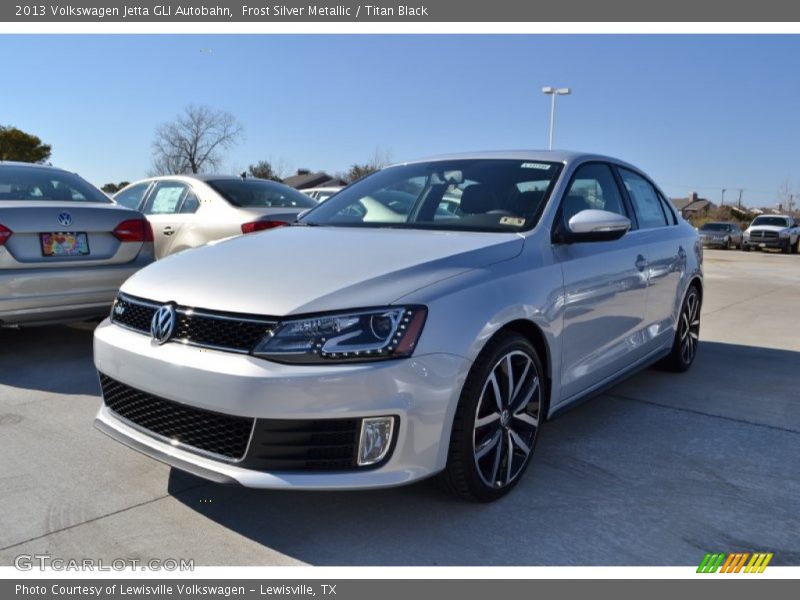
121, 225, 524, 315
747, 225, 789, 233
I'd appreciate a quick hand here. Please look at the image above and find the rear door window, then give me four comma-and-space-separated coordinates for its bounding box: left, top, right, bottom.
618, 168, 669, 229
143, 181, 188, 215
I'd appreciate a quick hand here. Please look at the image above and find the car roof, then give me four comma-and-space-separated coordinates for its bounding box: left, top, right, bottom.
392, 150, 636, 168
0, 161, 73, 174
134, 174, 287, 184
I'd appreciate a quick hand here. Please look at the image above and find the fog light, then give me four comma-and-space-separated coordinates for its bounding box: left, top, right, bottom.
358, 416, 395, 466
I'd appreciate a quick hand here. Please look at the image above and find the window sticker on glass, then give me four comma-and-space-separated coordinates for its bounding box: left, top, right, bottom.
521, 163, 552, 170
500, 216, 526, 226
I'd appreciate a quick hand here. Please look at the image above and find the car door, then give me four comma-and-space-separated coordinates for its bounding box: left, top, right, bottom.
552, 162, 650, 402
616, 167, 685, 354
141, 180, 192, 258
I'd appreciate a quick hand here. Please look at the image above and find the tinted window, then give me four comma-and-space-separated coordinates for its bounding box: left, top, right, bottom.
180, 190, 200, 214
618, 168, 668, 229
751, 216, 791, 227
657, 192, 678, 225
144, 181, 188, 215
207, 179, 316, 209
114, 182, 150, 210
562, 163, 627, 223
700, 223, 730, 232
0, 166, 110, 203
302, 159, 562, 232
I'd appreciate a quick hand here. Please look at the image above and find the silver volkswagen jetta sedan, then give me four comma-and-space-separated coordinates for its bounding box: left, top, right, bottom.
0, 162, 154, 326
94, 151, 702, 501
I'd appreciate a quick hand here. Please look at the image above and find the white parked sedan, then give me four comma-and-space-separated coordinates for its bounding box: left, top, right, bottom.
94, 151, 702, 501
114, 175, 318, 259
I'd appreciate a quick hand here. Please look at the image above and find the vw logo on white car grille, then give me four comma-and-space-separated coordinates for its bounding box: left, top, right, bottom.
150, 304, 176, 345
57, 212, 73, 227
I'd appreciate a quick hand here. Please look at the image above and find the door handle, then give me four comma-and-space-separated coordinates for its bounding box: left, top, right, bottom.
635, 255, 648, 271
162, 226, 175, 236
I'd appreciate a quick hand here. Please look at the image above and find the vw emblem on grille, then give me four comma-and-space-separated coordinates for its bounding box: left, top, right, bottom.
150, 304, 176, 345
113, 302, 125, 316
57, 212, 73, 227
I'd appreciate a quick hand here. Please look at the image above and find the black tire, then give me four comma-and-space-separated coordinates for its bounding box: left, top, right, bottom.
439, 332, 545, 502
724, 237, 731, 250
792, 238, 799, 254
781, 240, 791, 254
741, 243, 750, 252
658, 285, 701, 373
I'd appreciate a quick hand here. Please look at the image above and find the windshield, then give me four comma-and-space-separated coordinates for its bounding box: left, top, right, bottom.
700, 223, 730, 231
751, 216, 791, 227
207, 179, 317, 209
300, 159, 562, 232
0, 166, 110, 203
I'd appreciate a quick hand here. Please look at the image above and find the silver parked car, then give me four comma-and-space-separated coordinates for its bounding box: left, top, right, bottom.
0, 162, 154, 327
94, 151, 703, 501
113, 175, 318, 259
698, 221, 743, 249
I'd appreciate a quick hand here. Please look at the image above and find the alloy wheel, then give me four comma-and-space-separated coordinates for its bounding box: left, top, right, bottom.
680, 289, 701, 365
472, 350, 541, 489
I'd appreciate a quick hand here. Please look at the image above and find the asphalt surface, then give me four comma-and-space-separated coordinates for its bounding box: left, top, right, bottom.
1, 249, 798, 566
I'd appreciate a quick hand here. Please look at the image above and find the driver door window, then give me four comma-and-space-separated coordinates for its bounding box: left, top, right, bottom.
562, 163, 628, 224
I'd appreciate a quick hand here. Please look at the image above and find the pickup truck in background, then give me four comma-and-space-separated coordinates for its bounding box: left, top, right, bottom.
742, 214, 800, 253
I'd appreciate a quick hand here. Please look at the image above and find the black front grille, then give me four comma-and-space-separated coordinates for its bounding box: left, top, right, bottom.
750, 230, 778, 239
112, 296, 157, 333
240, 418, 362, 471
111, 293, 275, 353
99, 374, 254, 461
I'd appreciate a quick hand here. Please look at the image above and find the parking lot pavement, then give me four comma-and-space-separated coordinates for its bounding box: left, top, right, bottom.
1, 248, 798, 566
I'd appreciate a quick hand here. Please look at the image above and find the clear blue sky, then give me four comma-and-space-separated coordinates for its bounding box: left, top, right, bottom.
2, 34, 799, 206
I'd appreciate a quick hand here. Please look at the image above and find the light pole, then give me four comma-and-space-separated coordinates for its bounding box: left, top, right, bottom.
542, 86, 571, 150
721, 188, 726, 206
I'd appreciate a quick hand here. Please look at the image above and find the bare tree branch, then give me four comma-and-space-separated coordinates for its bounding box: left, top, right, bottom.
150, 104, 243, 175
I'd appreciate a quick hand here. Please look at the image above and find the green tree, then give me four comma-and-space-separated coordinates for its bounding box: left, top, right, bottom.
0, 126, 52, 163
101, 181, 130, 194
342, 149, 391, 183
247, 160, 283, 182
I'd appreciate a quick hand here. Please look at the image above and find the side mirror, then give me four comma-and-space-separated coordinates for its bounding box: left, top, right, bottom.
558, 209, 631, 244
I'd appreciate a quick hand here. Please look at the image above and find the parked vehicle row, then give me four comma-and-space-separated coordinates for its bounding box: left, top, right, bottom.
697, 216, 800, 254
92, 151, 704, 501
302, 186, 343, 202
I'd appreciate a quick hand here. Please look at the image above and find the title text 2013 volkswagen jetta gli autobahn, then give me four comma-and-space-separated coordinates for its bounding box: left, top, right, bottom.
94, 151, 703, 501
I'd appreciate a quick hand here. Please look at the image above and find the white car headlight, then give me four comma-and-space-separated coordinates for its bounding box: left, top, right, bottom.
779, 230, 790, 238
252, 306, 427, 364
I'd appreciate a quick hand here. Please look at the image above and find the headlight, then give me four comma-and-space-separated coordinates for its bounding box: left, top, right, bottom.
779, 230, 790, 238
252, 306, 427, 364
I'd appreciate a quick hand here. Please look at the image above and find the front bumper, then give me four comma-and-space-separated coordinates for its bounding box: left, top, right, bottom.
699, 238, 730, 248
742, 238, 785, 249
93, 319, 471, 489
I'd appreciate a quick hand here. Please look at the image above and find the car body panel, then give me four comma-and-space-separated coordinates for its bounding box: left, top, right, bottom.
120, 226, 525, 316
